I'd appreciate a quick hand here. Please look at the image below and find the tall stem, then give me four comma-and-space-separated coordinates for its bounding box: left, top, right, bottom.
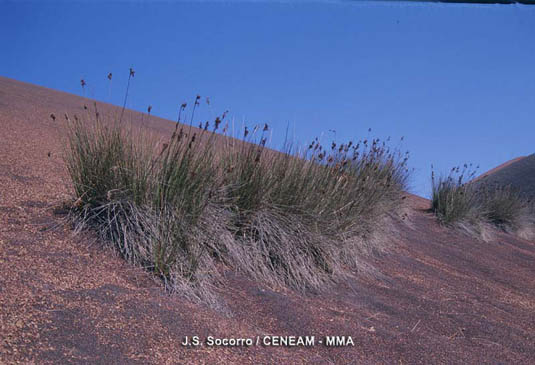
120, 73, 131, 124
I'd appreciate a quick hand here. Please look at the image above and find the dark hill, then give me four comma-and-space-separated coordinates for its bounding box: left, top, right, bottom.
477, 154, 535, 199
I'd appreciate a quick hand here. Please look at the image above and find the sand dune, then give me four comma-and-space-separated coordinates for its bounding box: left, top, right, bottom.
1, 76, 534, 364
476, 154, 535, 200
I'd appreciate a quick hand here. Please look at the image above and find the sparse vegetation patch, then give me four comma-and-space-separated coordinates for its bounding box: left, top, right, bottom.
431, 165, 534, 240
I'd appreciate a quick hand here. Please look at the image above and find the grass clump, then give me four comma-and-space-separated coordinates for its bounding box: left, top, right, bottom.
218, 132, 410, 291
431, 164, 533, 239
480, 185, 530, 230
62, 89, 410, 305
431, 165, 483, 226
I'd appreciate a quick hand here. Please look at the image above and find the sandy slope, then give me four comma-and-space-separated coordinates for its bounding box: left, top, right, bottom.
476, 154, 535, 200
476, 156, 527, 182
1, 76, 534, 364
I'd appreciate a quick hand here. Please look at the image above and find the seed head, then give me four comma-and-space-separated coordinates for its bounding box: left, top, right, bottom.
129, 68, 135, 77
147, 105, 152, 114
263, 123, 269, 132
50, 113, 56, 121
214, 117, 221, 130
80, 79, 86, 88
107, 72, 112, 80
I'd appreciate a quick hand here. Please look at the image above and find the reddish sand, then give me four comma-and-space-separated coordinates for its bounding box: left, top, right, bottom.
1, 76, 534, 364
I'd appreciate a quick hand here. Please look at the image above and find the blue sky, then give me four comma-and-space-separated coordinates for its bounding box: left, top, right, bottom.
2, 0, 534, 197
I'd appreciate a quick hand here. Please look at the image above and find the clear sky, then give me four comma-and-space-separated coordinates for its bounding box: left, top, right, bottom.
2, 0, 534, 197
